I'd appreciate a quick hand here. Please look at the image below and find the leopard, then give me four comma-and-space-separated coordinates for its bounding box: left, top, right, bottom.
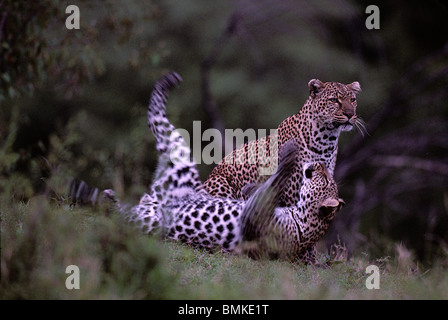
94, 71, 344, 264
241, 162, 344, 262
203, 78, 363, 208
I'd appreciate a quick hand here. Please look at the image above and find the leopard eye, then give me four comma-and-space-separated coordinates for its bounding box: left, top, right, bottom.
329, 97, 338, 103
350, 97, 356, 103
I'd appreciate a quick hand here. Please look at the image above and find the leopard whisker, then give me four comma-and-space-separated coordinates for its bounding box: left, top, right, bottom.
354, 117, 369, 137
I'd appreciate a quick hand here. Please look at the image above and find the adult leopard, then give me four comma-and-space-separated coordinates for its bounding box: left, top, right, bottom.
203, 79, 362, 207
93, 72, 345, 264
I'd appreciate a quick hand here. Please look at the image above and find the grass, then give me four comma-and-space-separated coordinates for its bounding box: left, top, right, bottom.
1, 196, 448, 300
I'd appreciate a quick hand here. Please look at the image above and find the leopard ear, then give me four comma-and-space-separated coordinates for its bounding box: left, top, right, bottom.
322, 198, 340, 208
319, 198, 340, 218
308, 79, 325, 98
347, 81, 361, 93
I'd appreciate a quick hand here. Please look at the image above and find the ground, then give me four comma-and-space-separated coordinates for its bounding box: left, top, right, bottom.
1, 198, 448, 300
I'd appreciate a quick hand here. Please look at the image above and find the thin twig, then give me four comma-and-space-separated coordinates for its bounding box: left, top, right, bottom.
201, 12, 241, 151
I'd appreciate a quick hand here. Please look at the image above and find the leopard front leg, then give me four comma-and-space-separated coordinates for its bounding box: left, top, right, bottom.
202, 165, 239, 199
297, 246, 318, 265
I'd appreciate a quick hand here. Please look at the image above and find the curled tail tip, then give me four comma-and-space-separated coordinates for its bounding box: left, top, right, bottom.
156, 71, 182, 91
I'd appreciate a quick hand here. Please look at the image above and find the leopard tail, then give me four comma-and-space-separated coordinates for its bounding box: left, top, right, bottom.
147, 71, 182, 154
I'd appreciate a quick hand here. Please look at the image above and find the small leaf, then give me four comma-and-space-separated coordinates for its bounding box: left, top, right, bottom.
1, 73, 11, 83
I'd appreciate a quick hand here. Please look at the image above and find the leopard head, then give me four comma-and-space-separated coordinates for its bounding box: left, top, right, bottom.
302, 163, 344, 220
308, 79, 361, 133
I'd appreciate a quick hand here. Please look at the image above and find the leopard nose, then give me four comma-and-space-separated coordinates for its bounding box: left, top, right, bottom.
343, 111, 354, 119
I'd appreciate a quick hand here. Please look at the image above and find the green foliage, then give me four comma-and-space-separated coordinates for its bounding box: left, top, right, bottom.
0, 198, 176, 299
0, 106, 34, 201
0, 0, 106, 101
2, 198, 448, 299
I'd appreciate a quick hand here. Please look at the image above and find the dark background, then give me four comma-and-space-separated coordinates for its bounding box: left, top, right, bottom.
1, 0, 447, 262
